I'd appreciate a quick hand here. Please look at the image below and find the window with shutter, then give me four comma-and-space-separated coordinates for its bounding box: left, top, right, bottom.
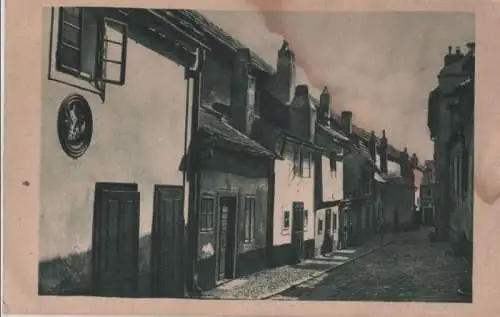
56, 8, 128, 85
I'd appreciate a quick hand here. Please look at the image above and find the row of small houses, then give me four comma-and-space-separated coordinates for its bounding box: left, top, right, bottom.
38, 7, 422, 298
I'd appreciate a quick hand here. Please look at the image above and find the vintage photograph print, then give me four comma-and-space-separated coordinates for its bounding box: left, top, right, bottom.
38, 7, 474, 302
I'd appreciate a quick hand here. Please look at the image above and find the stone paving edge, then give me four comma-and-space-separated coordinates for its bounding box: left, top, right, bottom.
257, 238, 397, 300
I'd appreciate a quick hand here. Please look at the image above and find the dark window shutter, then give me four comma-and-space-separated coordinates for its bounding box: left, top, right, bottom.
57, 7, 83, 74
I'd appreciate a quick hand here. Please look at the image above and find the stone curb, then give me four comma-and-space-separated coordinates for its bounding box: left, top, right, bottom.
257, 237, 396, 300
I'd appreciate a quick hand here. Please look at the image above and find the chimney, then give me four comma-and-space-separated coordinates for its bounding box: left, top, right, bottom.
319, 86, 331, 124
410, 153, 419, 168
231, 48, 254, 135
290, 84, 316, 142
276, 40, 296, 104
444, 46, 453, 66
466, 42, 475, 55
368, 130, 376, 161
400, 147, 410, 178
379, 129, 388, 173
340, 111, 352, 135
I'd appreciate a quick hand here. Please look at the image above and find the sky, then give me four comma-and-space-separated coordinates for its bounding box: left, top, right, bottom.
200, 8, 474, 161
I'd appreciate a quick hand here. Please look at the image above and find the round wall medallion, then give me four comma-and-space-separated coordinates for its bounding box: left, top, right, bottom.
57, 94, 93, 159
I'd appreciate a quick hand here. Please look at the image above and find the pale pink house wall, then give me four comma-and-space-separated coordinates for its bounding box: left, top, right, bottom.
273, 157, 315, 245
40, 8, 191, 261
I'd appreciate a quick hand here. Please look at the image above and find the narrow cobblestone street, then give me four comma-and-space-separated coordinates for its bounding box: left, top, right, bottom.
270, 228, 471, 302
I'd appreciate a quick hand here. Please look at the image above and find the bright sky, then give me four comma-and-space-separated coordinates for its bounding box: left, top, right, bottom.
200, 8, 474, 161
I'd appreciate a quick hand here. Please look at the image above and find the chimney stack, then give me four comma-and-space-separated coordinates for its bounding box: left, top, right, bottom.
276, 40, 296, 104
410, 153, 419, 168
379, 129, 388, 173
340, 111, 352, 135
369, 130, 376, 161
319, 86, 331, 124
444, 46, 453, 66
290, 84, 316, 142
231, 48, 254, 136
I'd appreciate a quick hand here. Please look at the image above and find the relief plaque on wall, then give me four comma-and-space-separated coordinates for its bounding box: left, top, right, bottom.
57, 94, 93, 159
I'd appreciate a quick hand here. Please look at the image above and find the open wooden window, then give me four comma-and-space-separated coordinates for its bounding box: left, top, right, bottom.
100, 17, 128, 85
56, 8, 128, 85
57, 7, 100, 78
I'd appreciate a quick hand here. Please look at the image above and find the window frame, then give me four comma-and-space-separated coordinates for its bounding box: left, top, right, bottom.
199, 194, 216, 232
55, 8, 128, 85
302, 151, 312, 178
247, 75, 257, 110
329, 152, 337, 172
293, 144, 303, 177
282, 209, 290, 230
243, 195, 256, 243
303, 209, 309, 229
317, 219, 323, 235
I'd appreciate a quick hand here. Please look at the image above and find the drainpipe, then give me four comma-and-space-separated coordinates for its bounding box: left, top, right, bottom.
186, 48, 205, 296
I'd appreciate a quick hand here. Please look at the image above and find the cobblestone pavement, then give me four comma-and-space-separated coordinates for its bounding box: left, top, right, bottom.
201, 231, 402, 300
270, 228, 472, 302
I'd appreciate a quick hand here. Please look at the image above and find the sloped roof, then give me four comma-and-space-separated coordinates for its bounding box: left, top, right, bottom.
352, 139, 374, 164
199, 106, 276, 158
163, 10, 275, 74
168, 9, 410, 162
376, 171, 412, 186
317, 123, 350, 143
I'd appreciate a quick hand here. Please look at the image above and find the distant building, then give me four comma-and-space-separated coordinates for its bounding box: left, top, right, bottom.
373, 132, 417, 233
420, 160, 437, 226
427, 43, 474, 262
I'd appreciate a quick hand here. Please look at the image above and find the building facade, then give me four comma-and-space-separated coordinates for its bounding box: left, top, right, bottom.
313, 88, 349, 255
427, 43, 474, 259
420, 160, 437, 226
373, 131, 418, 233
39, 7, 207, 297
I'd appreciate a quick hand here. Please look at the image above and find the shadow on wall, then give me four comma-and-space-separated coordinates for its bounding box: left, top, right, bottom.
38, 234, 153, 296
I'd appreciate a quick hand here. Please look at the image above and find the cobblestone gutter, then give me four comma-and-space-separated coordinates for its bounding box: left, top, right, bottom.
200, 231, 402, 300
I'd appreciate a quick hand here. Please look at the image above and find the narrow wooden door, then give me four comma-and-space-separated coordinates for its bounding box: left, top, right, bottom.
291, 202, 304, 263
216, 197, 237, 281
216, 202, 229, 280
151, 186, 184, 298
325, 209, 332, 253
95, 189, 140, 297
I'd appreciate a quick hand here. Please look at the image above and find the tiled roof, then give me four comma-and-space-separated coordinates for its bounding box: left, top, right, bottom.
199, 106, 276, 158
352, 139, 374, 164
164, 10, 275, 74
377, 172, 412, 186
318, 123, 350, 143
165, 9, 409, 162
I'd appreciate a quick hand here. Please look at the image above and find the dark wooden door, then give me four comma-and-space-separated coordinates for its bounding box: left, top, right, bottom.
94, 189, 140, 297
325, 209, 333, 253
394, 209, 399, 232
151, 186, 184, 298
423, 207, 433, 226
216, 196, 237, 281
291, 202, 304, 263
